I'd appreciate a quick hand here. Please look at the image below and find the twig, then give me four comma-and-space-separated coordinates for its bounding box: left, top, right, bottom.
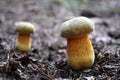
30, 61, 52, 80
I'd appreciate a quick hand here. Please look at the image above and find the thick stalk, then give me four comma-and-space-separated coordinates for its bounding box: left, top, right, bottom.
16, 34, 31, 51
67, 35, 94, 70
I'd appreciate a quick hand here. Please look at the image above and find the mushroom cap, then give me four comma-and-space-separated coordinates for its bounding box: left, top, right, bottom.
60, 17, 95, 38
15, 22, 35, 34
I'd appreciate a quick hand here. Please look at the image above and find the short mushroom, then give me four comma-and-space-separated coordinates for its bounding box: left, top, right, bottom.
60, 17, 95, 70
15, 22, 35, 52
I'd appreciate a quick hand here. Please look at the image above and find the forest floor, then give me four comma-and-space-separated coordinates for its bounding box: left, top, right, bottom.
0, 0, 120, 80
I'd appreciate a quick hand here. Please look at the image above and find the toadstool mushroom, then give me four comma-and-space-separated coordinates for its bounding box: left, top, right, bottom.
15, 22, 35, 52
60, 17, 95, 70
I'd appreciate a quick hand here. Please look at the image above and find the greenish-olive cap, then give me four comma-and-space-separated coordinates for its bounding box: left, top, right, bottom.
15, 22, 35, 34
60, 17, 95, 38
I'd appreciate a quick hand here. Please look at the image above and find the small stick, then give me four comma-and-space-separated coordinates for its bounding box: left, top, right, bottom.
30, 61, 52, 80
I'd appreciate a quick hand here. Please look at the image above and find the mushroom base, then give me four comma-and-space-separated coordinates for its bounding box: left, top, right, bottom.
67, 35, 94, 70
16, 34, 31, 52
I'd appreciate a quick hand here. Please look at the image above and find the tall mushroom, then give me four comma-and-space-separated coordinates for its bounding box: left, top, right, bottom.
60, 17, 95, 70
15, 22, 35, 52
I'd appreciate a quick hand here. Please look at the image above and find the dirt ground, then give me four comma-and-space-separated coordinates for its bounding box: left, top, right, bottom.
0, 0, 120, 80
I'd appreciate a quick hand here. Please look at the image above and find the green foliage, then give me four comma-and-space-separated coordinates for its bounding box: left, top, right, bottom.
109, 7, 120, 14
65, 0, 89, 8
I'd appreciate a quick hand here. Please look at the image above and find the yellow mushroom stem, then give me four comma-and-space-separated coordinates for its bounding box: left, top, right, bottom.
67, 35, 94, 70
16, 34, 31, 51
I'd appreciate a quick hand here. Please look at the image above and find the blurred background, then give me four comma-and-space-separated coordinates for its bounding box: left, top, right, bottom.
0, 0, 119, 47
0, 0, 120, 46
0, 0, 120, 79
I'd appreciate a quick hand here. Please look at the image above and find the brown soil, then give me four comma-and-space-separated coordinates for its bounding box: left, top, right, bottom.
0, 0, 120, 80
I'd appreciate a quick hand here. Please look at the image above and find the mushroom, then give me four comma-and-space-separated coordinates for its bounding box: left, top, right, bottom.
15, 22, 35, 52
60, 17, 95, 70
